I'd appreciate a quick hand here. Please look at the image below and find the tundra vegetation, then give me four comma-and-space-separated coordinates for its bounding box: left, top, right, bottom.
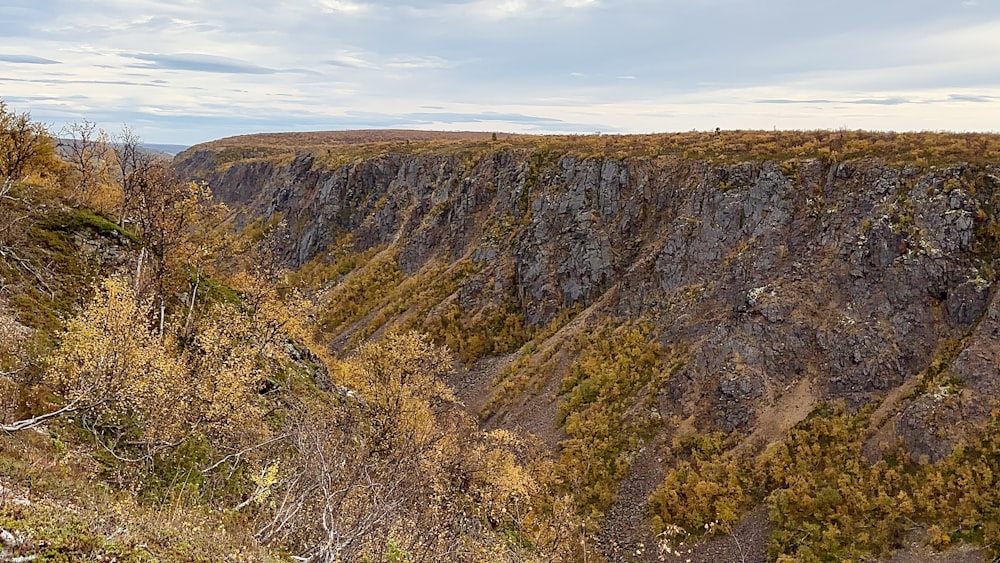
2, 99, 1000, 561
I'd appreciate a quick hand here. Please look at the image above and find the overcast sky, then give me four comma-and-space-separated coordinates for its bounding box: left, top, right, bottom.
2, 0, 999, 145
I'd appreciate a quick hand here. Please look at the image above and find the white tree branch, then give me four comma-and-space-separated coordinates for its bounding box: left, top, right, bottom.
0, 402, 78, 432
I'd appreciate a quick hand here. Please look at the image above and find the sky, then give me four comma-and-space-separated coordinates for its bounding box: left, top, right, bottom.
1, 0, 999, 146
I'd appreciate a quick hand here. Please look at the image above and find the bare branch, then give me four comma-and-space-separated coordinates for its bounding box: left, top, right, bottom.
60, 120, 109, 203
0, 177, 14, 200
0, 245, 54, 299
0, 401, 78, 432
112, 124, 157, 224
79, 415, 181, 464
0, 214, 29, 240
199, 432, 291, 475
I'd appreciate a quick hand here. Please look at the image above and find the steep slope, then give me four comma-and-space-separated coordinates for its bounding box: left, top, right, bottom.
175, 131, 1000, 561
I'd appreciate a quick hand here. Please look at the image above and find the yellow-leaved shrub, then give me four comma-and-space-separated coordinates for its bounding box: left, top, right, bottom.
47, 275, 190, 445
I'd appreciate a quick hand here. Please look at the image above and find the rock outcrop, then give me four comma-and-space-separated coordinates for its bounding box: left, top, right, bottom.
175, 145, 999, 446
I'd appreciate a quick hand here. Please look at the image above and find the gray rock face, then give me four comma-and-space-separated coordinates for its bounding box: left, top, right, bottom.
176, 148, 999, 443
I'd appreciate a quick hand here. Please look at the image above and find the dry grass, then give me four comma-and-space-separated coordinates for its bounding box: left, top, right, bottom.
181, 129, 1000, 171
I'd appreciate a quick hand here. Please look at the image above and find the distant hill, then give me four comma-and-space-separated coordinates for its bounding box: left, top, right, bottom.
142, 143, 188, 157
54, 139, 188, 159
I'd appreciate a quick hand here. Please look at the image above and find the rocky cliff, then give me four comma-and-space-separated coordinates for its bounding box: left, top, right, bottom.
175, 132, 1000, 560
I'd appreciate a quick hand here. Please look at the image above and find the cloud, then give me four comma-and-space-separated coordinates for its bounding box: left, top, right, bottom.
757, 94, 1000, 106
0, 76, 170, 88
399, 111, 564, 124
124, 53, 277, 74
324, 50, 379, 70
757, 99, 836, 105
847, 97, 910, 105
948, 94, 997, 103
385, 55, 453, 70
0, 54, 59, 64
315, 0, 371, 14
324, 49, 456, 72
444, 0, 600, 20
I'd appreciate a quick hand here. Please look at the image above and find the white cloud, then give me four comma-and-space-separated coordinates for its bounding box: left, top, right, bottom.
323, 49, 457, 72
471, 0, 530, 19
385, 55, 454, 69
315, 0, 370, 14
325, 49, 380, 69
457, 0, 600, 20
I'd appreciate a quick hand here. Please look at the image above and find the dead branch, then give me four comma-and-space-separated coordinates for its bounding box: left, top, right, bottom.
199, 432, 291, 475
0, 178, 14, 200
0, 401, 78, 432
0, 245, 54, 299
0, 214, 29, 238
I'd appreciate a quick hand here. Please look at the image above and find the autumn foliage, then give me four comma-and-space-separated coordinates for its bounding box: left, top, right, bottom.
0, 103, 589, 561
7, 100, 1000, 560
